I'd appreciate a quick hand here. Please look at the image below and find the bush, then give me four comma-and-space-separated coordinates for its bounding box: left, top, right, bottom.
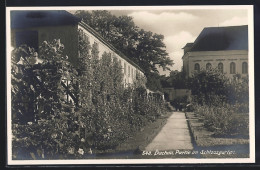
11, 35, 167, 159
193, 102, 249, 137
170, 96, 189, 111
188, 69, 249, 110
189, 69, 249, 137
188, 69, 229, 105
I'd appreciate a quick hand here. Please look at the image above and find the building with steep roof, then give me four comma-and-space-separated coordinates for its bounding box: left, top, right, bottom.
182, 25, 248, 79
10, 10, 144, 86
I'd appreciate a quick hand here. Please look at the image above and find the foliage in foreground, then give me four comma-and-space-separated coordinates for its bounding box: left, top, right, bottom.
11, 36, 167, 159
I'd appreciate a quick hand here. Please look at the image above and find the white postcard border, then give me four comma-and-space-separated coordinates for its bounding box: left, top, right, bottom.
6, 5, 255, 165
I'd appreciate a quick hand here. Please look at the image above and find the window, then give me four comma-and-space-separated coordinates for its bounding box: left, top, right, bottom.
128, 65, 130, 77
83, 33, 89, 42
94, 41, 99, 50
124, 63, 126, 75
16, 31, 38, 50
218, 63, 224, 73
206, 63, 212, 70
92, 41, 99, 57
93, 41, 99, 52
194, 63, 200, 72
230, 62, 236, 74
112, 53, 116, 58
136, 70, 139, 79
242, 62, 248, 74
78, 30, 90, 56
113, 56, 117, 63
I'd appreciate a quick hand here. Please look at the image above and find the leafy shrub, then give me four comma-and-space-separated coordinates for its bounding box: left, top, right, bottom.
11, 32, 167, 159
189, 68, 249, 137
12, 119, 82, 159
194, 102, 249, 137
188, 69, 249, 110
170, 96, 189, 111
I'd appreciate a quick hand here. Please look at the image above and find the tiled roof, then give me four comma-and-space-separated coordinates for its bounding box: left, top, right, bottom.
11, 10, 80, 29
190, 25, 248, 51
182, 43, 194, 49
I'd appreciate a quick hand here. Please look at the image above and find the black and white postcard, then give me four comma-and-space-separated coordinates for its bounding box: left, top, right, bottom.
6, 5, 255, 164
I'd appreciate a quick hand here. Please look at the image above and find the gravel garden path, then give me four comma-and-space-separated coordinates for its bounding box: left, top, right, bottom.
145, 111, 193, 151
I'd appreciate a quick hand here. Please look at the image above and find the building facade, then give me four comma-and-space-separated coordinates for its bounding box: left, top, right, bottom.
182, 25, 248, 79
10, 10, 144, 86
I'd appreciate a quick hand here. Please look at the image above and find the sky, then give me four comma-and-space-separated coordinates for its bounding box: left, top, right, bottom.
109, 9, 248, 76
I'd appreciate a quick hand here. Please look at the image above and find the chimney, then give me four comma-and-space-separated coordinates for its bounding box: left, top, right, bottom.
182, 43, 194, 54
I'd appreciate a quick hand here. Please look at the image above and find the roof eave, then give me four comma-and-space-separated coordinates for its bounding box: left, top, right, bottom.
78, 21, 144, 73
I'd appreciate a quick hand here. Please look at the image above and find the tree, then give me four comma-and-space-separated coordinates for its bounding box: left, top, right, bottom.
161, 70, 188, 89
146, 72, 163, 92
160, 75, 171, 88
74, 10, 173, 90
187, 68, 249, 109
188, 69, 229, 105
226, 74, 249, 111
11, 40, 74, 123
135, 29, 172, 73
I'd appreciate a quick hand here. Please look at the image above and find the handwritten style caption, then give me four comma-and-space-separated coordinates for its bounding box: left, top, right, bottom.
142, 150, 236, 156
